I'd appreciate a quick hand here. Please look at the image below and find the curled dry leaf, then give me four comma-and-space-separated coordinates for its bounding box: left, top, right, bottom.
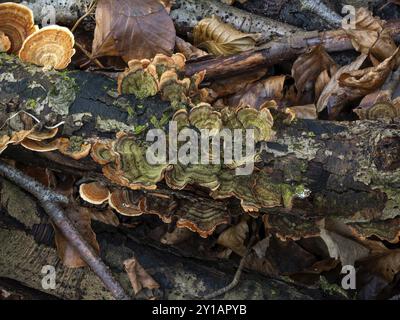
54, 203, 100, 268
19, 26, 75, 70
123, 256, 160, 295
193, 15, 260, 56
354, 66, 400, 119
227, 75, 287, 109
217, 217, 249, 257
92, 0, 176, 62
344, 8, 397, 63
338, 49, 400, 98
292, 45, 337, 101
0, 2, 38, 54
317, 54, 368, 114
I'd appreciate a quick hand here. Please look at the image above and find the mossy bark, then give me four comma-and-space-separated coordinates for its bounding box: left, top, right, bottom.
0, 54, 400, 298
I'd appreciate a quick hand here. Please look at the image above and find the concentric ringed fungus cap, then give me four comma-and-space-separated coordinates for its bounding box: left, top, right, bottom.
0, 2, 38, 54
19, 26, 76, 70
79, 182, 110, 205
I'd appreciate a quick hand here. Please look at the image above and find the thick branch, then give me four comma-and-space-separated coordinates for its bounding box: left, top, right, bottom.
0, 54, 399, 229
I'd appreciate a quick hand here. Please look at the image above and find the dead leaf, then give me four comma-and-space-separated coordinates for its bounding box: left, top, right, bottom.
227, 75, 287, 109
54, 203, 100, 268
358, 250, 400, 283
292, 45, 337, 101
345, 8, 397, 63
210, 69, 267, 98
89, 208, 120, 227
339, 49, 399, 97
284, 104, 318, 121
217, 217, 249, 256
317, 54, 368, 114
193, 15, 260, 56
123, 256, 160, 295
92, 0, 176, 62
319, 228, 370, 266
160, 227, 193, 245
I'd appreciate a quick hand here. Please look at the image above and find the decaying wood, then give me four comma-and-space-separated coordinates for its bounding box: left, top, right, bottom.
0, 54, 399, 232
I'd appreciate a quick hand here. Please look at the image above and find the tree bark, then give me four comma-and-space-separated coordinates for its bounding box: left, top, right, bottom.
0, 53, 399, 238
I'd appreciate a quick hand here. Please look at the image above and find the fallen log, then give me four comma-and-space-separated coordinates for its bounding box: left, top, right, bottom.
0, 54, 399, 244
0, 183, 342, 300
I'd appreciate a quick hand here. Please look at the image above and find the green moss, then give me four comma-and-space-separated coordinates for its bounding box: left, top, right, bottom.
120, 72, 158, 99
26, 99, 38, 110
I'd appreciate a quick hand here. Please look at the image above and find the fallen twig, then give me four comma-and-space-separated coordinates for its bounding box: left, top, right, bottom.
0, 160, 130, 300
185, 20, 400, 79
299, 0, 342, 27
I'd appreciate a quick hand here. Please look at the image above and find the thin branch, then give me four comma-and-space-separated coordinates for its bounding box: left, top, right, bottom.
71, 0, 98, 33
0, 160, 130, 301
75, 42, 105, 69
202, 234, 256, 300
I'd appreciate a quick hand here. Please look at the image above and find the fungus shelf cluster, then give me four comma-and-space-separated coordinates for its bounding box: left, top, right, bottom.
0, 2, 75, 69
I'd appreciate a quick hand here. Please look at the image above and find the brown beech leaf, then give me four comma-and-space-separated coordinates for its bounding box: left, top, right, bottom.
345, 8, 397, 63
317, 54, 368, 115
193, 15, 260, 56
284, 104, 318, 123
210, 69, 267, 98
123, 256, 160, 295
292, 45, 337, 100
54, 203, 100, 268
92, 0, 176, 62
217, 217, 249, 257
227, 75, 287, 109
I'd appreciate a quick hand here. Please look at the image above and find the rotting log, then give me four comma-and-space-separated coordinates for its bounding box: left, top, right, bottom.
0, 183, 343, 300
0, 54, 399, 243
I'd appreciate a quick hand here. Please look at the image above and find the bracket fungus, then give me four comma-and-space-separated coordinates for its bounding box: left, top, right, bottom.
118, 53, 205, 107
0, 2, 37, 54
19, 26, 76, 70
0, 31, 11, 52
118, 59, 159, 99
58, 137, 92, 160
80, 182, 111, 205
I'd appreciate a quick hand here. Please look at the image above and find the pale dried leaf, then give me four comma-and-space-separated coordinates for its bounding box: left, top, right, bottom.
124, 257, 160, 295
319, 229, 370, 266
193, 15, 260, 56
217, 217, 249, 256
